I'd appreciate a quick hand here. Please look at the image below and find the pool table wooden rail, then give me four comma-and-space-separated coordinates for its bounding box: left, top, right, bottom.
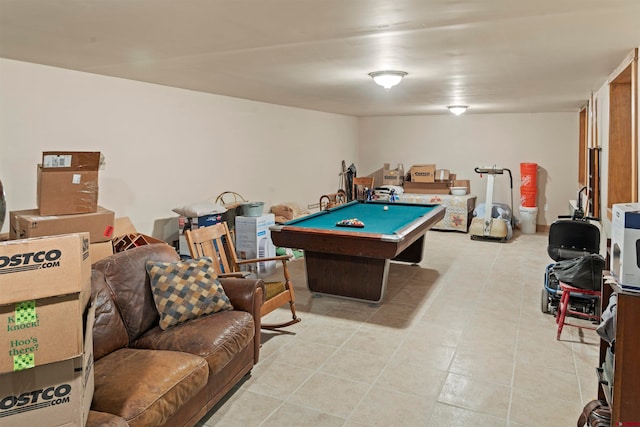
270, 205, 445, 260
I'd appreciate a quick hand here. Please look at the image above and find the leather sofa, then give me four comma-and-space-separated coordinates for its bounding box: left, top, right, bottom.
85, 243, 264, 427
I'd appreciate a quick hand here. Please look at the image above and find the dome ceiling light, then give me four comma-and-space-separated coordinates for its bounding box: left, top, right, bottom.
368, 70, 408, 89
447, 105, 469, 115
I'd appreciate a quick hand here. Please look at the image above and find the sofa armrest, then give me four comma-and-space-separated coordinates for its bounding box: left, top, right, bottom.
219, 277, 265, 313
219, 277, 264, 363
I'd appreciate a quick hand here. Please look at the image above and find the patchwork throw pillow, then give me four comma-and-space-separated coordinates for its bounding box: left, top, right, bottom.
146, 257, 233, 330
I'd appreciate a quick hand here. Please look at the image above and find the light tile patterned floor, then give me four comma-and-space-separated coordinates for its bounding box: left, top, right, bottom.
197, 230, 601, 427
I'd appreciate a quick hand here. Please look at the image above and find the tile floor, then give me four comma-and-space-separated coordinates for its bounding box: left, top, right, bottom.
197, 230, 602, 427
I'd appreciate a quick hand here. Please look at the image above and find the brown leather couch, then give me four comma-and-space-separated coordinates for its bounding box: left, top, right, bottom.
85, 243, 264, 427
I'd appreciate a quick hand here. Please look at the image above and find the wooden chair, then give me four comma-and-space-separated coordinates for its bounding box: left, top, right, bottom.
185, 222, 300, 330
352, 176, 375, 201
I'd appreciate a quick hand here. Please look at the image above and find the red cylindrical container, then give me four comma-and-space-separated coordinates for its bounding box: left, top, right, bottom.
520, 162, 538, 190
520, 187, 537, 207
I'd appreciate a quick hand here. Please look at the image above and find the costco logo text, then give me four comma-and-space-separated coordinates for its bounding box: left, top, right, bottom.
0, 384, 71, 418
0, 250, 62, 274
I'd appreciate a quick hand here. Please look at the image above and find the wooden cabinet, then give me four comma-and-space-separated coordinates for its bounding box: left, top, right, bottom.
597, 278, 640, 424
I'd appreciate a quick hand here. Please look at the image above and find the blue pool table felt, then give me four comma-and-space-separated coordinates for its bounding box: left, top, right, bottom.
286, 202, 436, 235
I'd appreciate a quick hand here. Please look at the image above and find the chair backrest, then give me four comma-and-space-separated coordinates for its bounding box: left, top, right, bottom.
353, 176, 375, 201
547, 219, 601, 261
185, 222, 240, 274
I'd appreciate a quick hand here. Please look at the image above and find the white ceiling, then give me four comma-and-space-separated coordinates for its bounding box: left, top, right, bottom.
1, 0, 639, 117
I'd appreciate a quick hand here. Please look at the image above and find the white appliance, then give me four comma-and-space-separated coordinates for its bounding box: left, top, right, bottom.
235, 214, 276, 277
611, 203, 640, 291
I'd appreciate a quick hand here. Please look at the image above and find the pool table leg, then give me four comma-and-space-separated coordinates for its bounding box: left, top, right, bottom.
392, 235, 425, 264
304, 251, 389, 303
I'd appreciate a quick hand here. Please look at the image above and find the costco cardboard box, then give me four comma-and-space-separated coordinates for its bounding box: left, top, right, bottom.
410, 164, 436, 183
0, 233, 91, 375
0, 303, 95, 427
38, 151, 101, 215
9, 206, 115, 243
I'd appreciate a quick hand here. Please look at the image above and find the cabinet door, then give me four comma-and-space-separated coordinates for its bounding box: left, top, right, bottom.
610, 290, 640, 423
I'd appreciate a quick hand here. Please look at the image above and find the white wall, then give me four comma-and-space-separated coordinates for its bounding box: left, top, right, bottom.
0, 59, 359, 240
358, 114, 579, 226
0, 58, 585, 239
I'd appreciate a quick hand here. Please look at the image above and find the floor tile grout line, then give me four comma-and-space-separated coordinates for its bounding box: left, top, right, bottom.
508, 271, 527, 425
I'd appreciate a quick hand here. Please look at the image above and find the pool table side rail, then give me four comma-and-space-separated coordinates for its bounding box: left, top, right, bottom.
270, 205, 445, 259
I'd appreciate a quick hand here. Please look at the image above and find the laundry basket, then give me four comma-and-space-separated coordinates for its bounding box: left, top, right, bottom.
215, 191, 247, 230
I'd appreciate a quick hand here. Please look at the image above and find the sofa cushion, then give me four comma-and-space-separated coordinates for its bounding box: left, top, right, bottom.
133, 310, 254, 376
145, 257, 233, 330
91, 348, 208, 427
93, 244, 180, 343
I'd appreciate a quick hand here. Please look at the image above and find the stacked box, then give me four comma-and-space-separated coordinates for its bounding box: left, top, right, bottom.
382, 163, 405, 186
37, 151, 101, 215
177, 213, 224, 257
0, 304, 95, 427
453, 179, 471, 193
0, 233, 91, 373
9, 206, 115, 243
403, 181, 450, 194
410, 164, 436, 183
235, 214, 276, 277
0, 233, 94, 426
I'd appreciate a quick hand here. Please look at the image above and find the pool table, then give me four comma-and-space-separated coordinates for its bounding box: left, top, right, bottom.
270, 201, 445, 303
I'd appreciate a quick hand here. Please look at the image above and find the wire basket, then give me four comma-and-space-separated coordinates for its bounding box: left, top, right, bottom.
215, 191, 247, 229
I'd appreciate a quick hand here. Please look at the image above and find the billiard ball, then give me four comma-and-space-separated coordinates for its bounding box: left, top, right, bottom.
383, 206, 389, 211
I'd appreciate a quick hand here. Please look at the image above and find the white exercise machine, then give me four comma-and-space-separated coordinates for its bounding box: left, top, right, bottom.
469, 166, 514, 242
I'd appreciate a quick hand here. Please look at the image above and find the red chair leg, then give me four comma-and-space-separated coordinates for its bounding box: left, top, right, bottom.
556, 282, 601, 340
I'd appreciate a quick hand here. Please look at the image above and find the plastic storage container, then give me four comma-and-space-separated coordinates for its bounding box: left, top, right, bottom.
519, 206, 538, 234
240, 202, 265, 217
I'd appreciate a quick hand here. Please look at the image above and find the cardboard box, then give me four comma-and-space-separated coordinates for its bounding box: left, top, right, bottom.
0, 233, 90, 304
177, 214, 224, 256
0, 303, 95, 427
403, 181, 450, 194
0, 233, 91, 374
410, 164, 436, 183
10, 207, 115, 243
382, 163, 405, 186
611, 203, 640, 291
235, 214, 276, 277
114, 217, 138, 236
89, 217, 145, 264
38, 151, 101, 216
90, 241, 114, 264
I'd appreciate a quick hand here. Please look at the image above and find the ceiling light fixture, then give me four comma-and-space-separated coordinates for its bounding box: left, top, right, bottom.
447, 105, 468, 115
369, 70, 408, 89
